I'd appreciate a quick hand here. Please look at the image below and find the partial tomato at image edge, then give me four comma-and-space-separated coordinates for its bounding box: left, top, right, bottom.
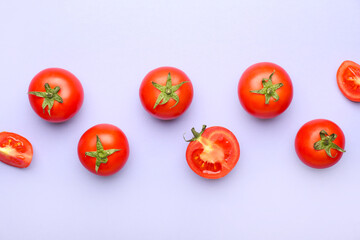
0, 132, 33, 168
337, 60, 360, 102
28, 68, 84, 123
295, 119, 345, 169
238, 62, 293, 119
184, 125, 240, 179
77, 124, 129, 176
139, 66, 194, 120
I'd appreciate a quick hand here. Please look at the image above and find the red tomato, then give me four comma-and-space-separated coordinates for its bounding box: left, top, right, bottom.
185, 125, 240, 179
295, 119, 345, 169
0, 132, 33, 168
337, 60, 360, 102
77, 124, 129, 176
28, 68, 84, 123
238, 62, 293, 119
139, 66, 193, 120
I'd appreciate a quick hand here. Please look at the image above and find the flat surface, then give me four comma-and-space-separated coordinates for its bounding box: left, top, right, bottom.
0, 0, 360, 239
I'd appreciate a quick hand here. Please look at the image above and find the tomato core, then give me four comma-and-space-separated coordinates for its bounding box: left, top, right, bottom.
0, 136, 27, 153
191, 135, 235, 175
345, 66, 360, 87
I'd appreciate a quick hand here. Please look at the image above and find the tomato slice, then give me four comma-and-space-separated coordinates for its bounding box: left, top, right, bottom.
185, 126, 240, 179
0, 132, 33, 168
337, 60, 360, 102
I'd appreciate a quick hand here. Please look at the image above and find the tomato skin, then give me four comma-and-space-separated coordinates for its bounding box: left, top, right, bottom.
185, 126, 240, 179
238, 62, 293, 119
295, 119, 345, 169
0, 132, 33, 168
337, 60, 360, 102
28, 68, 84, 123
139, 66, 193, 120
78, 124, 129, 176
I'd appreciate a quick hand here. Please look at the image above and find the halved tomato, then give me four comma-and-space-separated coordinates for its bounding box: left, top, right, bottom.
184, 125, 240, 179
0, 132, 33, 168
337, 60, 360, 102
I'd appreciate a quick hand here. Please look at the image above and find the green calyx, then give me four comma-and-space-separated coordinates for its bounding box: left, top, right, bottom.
85, 135, 121, 173
184, 125, 207, 142
152, 73, 188, 109
250, 71, 284, 104
313, 130, 345, 158
28, 83, 63, 116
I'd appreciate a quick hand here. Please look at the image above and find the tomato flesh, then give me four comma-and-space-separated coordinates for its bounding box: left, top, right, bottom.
337, 60, 360, 102
0, 132, 33, 168
186, 127, 240, 179
192, 142, 224, 174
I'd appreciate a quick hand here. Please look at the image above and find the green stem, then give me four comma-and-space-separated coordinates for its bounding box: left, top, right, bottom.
184, 125, 207, 142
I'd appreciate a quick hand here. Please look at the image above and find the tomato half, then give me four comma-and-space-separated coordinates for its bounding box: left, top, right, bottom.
295, 119, 345, 169
185, 125, 240, 179
139, 66, 194, 120
77, 124, 129, 176
28, 68, 84, 123
238, 62, 293, 119
337, 60, 360, 102
0, 132, 33, 168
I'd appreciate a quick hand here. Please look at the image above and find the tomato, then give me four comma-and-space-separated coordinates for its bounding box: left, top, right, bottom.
77, 124, 129, 176
0, 132, 33, 168
184, 125, 240, 179
295, 119, 345, 169
238, 62, 293, 119
139, 66, 194, 120
28, 68, 84, 123
337, 60, 360, 102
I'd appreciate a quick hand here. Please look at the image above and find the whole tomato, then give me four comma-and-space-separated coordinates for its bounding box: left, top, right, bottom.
28, 68, 84, 123
139, 66, 193, 120
77, 124, 129, 176
238, 62, 293, 119
0, 132, 33, 168
184, 125, 240, 179
295, 119, 345, 169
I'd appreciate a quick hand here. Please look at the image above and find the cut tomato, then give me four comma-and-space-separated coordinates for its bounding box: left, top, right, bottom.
185, 125, 240, 179
337, 60, 360, 102
0, 132, 33, 168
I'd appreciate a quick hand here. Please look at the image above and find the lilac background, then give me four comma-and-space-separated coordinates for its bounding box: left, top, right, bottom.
1, 0, 360, 239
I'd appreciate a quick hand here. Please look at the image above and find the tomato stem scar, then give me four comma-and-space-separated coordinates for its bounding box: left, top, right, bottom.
250, 71, 284, 104
28, 83, 63, 116
85, 135, 121, 173
313, 130, 346, 158
151, 72, 188, 109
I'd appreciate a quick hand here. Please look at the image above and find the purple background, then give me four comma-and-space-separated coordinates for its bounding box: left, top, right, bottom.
1, 0, 360, 239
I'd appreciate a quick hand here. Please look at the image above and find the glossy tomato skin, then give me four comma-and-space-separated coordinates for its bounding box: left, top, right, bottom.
238, 62, 293, 119
337, 60, 360, 102
0, 132, 33, 168
186, 126, 240, 179
77, 124, 129, 176
295, 119, 345, 169
139, 66, 193, 120
28, 68, 84, 123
